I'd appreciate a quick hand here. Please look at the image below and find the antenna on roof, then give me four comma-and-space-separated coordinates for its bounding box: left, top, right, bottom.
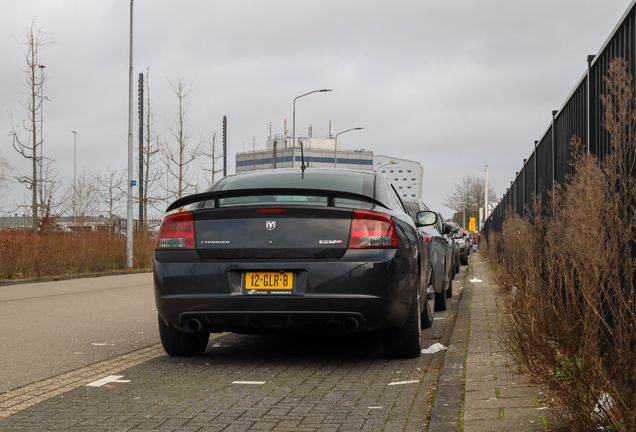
301, 139, 306, 179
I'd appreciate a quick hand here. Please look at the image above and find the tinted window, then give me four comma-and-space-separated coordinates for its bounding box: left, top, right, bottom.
207, 171, 374, 208
216, 171, 371, 195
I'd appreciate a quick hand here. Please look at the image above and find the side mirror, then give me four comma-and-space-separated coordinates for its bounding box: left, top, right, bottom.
442, 224, 452, 235
416, 210, 437, 226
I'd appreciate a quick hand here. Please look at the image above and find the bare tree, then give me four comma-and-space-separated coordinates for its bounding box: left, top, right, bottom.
138, 67, 163, 229
0, 154, 12, 200
96, 168, 126, 231
161, 77, 202, 201
201, 132, 224, 186
63, 172, 97, 226
38, 161, 65, 231
249, 137, 258, 171
443, 175, 496, 229
443, 175, 475, 228
470, 177, 497, 216
8, 20, 52, 234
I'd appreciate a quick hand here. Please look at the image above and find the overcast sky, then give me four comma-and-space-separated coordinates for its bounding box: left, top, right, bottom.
1, 0, 633, 219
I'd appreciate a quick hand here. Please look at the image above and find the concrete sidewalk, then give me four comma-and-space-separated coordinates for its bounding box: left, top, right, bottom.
430, 253, 559, 431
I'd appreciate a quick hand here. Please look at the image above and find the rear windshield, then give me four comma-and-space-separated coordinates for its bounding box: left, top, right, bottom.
204, 170, 375, 209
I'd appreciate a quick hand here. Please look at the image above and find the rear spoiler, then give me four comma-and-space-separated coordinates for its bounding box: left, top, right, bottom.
166, 188, 389, 212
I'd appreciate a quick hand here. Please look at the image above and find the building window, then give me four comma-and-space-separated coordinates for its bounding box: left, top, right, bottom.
390, 170, 394, 173
398, 186, 403, 189
411, 194, 415, 197
381, 170, 385, 173
394, 178, 398, 181
407, 186, 411, 189
403, 178, 407, 181
411, 178, 416, 181
399, 170, 403, 173
403, 194, 407, 197
407, 170, 412, 173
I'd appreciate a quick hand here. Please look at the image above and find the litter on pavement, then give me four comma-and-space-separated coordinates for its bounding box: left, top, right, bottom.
388, 380, 420, 386
469, 278, 482, 283
421, 343, 447, 354
592, 392, 613, 422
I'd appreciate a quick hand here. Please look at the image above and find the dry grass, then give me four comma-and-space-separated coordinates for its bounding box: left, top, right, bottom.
0, 231, 155, 279
482, 58, 636, 431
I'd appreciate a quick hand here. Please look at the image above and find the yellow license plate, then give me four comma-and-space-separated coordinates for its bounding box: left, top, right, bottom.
245, 272, 293, 290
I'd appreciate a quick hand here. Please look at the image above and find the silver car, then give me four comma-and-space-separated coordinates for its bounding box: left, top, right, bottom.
403, 199, 454, 311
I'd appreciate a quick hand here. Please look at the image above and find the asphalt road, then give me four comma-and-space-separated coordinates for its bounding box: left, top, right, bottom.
0, 273, 159, 393
0, 268, 465, 431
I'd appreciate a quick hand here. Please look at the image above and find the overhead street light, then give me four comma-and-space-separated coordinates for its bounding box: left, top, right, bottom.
292, 89, 331, 173
333, 127, 363, 168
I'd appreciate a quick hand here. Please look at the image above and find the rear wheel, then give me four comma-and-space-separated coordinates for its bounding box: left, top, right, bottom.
460, 255, 468, 266
421, 298, 434, 329
382, 287, 422, 359
434, 267, 448, 312
158, 315, 210, 357
446, 274, 453, 298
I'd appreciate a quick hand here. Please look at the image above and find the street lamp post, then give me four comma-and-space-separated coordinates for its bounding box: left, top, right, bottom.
71, 131, 77, 227
126, 0, 134, 268
292, 89, 331, 169
334, 127, 363, 168
38, 64, 45, 202
71, 131, 77, 194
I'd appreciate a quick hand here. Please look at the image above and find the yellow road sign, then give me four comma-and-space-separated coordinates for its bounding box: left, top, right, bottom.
469, 217, 476, 232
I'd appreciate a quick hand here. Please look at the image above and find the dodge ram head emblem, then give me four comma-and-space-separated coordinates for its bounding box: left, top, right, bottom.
266, 221, 276, 231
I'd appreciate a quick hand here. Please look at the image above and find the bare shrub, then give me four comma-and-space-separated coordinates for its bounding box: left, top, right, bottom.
0, 231, 155, 279
483, 57, 636, 430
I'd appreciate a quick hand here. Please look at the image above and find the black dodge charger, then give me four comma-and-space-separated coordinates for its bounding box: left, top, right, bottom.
154, 168, 434, 359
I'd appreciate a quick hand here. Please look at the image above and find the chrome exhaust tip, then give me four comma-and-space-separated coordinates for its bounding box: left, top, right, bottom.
185, 318, 202, 332
343, 317, 359, 332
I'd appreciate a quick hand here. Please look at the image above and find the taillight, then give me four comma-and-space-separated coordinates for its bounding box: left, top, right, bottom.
349, 211, 398, 248
156, 212, 195, 249
423, 235, 432, 244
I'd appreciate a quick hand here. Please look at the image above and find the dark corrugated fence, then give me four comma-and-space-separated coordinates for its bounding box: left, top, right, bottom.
483, 1, 636, 239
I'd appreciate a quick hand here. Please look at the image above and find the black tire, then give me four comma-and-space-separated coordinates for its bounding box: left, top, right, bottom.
460, 255, 468, 266
434, 268, 448, 311
158, 315, 210, 357
446, 274, 453, 298
421, 296, 434, 329
382, 287, 422, 359
421, 271, 435, 329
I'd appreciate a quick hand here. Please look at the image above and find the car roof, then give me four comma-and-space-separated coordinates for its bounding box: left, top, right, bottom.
223, 167, 376, 180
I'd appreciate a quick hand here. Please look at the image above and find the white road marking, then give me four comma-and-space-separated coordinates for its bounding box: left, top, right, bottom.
85, 375, 131, 387
388, 380, 419, 386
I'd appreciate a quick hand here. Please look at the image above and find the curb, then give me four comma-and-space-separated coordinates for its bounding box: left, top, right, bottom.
0, 269, 152, 287
428, 257, 472, 430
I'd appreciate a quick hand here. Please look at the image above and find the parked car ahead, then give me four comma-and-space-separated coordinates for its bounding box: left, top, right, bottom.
154, 168, 433, 359
453, 228, 469, 266
445, 221, 462, 272
402, 199, 454, 311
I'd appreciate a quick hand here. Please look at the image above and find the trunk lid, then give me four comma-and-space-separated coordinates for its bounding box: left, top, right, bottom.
194, 206, 353, 259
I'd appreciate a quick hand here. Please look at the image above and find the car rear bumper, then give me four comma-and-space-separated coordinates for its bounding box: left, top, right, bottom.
154, 249, 416, 334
